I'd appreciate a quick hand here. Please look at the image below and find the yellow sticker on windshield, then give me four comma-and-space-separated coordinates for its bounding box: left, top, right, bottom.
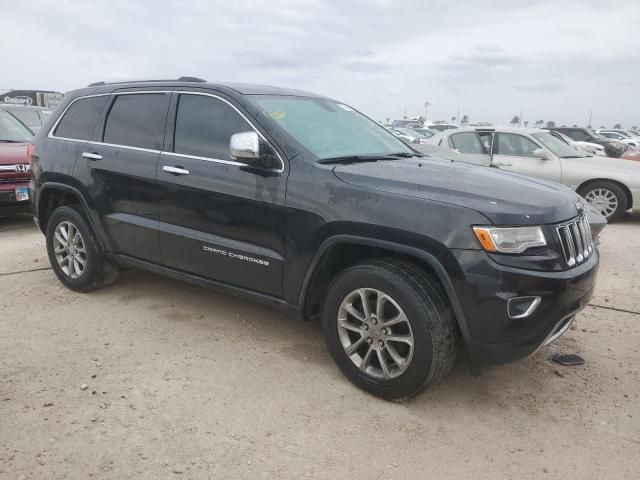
269, 111, 286, 120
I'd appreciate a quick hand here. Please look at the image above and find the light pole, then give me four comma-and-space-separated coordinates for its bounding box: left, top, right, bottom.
424, 101, 431, 121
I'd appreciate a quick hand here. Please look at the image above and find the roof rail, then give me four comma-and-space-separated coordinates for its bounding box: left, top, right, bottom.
88, 76, 206, 87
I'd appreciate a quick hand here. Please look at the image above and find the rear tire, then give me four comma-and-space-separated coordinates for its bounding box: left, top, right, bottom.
322, 258, 458, 400
46, 205, 118, 292
579, 181, 627, 222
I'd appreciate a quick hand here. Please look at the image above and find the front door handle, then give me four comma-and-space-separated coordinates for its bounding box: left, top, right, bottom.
493, 161, 513, 167
82, 152, 102, 161
162, 165, 190, 175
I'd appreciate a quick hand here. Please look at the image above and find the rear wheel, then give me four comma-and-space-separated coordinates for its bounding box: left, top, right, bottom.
579, 181, 627, 222
46, 205, 118, 292
322, 258, 458, 400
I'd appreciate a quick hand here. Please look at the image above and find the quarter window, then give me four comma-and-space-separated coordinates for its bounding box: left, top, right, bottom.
103, 93, 170, 150
496, 133, 539, 157
173, 94, 253, 160
54, 96, 109, 140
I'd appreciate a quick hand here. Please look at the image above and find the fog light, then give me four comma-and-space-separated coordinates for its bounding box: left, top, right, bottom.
508, 296, 541, 319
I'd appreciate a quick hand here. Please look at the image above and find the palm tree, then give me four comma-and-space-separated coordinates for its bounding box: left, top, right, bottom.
524, 121, 529, 128
451, 115, 456, 123
461, 114, 469, 125
510, 116, 520, 127
545, 120, 556, 128
614, 123, 622, 129
535, 120, 544, 128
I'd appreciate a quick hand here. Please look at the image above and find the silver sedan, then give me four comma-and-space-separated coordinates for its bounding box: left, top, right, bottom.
421, 127, 640, 222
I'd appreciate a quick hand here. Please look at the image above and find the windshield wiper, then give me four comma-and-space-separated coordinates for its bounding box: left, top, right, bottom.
318, 152, 418, 164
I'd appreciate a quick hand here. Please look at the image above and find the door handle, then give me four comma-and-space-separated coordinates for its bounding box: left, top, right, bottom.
162, 165, 190, 175
82, 152, 102, 161
493, 161, 513, 167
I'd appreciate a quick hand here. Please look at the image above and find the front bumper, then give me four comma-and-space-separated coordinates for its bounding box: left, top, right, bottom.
0, 188, 30, 216
448, 248, 598, 366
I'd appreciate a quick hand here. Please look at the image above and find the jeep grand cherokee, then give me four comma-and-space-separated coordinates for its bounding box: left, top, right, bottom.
30, 78, 598, 400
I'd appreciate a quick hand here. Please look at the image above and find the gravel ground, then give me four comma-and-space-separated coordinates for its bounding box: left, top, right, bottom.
0, 213, 638, 479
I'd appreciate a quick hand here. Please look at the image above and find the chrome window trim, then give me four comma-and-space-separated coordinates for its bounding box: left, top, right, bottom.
47, 93, 111, 141
47, 90, 286, 174
172, 92, 285, 173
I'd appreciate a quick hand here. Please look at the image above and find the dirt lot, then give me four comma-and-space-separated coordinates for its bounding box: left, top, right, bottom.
0, 213, 638, 480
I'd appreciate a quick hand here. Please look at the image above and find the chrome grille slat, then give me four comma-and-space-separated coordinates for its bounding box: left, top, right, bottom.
557, 215, 593, 268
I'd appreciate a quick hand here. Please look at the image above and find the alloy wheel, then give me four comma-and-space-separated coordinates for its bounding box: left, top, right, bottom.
584, 188, 618, 218
337, 288, 414, 380
53, 221, 87, 279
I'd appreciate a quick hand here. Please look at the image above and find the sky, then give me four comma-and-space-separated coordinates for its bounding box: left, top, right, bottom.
1, 0, 639, 127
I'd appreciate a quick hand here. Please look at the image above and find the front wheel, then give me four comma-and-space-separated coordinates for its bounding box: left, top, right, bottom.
579, 181, 627, 222
322, 259, 458, 400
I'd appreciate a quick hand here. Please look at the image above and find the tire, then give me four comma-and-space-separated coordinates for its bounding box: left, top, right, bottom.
322, 258, 458, 400
46, 204, 119, 292
579, 181, 627, 222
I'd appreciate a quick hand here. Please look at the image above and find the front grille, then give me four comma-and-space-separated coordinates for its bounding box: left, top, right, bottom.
557, 215, 593, 267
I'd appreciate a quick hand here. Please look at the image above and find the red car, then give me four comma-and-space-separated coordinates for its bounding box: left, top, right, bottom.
0, 109, 33, 217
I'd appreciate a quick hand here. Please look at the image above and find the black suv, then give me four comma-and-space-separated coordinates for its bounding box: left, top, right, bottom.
30, 78, 598, 399
548, 127, 629, 157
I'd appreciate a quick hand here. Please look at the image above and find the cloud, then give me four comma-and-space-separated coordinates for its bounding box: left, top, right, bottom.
0, 0, 639, 127
515, 84, 566, 93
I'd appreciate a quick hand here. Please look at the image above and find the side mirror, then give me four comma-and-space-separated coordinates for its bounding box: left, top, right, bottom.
533, 148, 551, 160
229, 131, 280, 170
230, 131, 261, 160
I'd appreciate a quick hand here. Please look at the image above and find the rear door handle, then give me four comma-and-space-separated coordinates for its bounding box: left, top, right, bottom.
82, 152, 102, 161
162, 165, 190, 175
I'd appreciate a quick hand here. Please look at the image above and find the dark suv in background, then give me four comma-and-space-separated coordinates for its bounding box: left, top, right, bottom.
30, 78, 598, 399
548, 127, 629, 157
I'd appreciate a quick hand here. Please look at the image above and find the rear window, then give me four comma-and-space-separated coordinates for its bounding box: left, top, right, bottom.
103, 93, 170, 150
54, 96, 109, 140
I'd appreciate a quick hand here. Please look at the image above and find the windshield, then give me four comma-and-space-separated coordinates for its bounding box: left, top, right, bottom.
0, 110, 34, 142
532, 131, 587, 158
5, 108, 40, 130
253, 96, 413, 160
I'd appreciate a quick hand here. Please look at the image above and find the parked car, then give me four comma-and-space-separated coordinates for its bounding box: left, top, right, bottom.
0, 109, 33, 216
548, 127, 629, 158
391, 127, 431, 144
426, 127, 640, 221
596, 130, 640, 148
545, 129, 606, 156
597, 129, 640, 139
391, 119, 422, 129
32, 78, 599, 400
426, 122, 460, 132
411, 127, 438, 139
0, 105, 52, 133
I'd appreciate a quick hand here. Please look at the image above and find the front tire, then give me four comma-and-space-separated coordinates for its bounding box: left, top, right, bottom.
579, 181, 627, 222
46, 205, 118, 292
322, 259, 458, 400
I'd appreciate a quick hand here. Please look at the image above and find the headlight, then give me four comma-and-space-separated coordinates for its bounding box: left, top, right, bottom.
473, 226, 547, 254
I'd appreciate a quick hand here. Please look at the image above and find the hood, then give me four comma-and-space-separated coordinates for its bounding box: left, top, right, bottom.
333, 157, 582, 225
0, 142, 29, 165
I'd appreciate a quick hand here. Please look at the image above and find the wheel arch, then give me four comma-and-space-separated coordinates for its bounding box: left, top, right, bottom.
37, 182, 111, 251
297, 235, 472, 344
577, 178, 632, 211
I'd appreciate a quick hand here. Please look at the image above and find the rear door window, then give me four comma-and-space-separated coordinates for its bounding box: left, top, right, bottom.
447, 132, 486, 154
54, 96, 110, 140
103, 93, 170, 150
173, 94, 253, 160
